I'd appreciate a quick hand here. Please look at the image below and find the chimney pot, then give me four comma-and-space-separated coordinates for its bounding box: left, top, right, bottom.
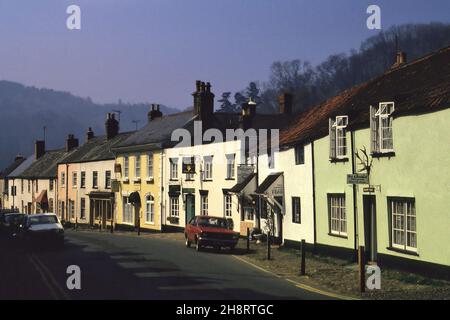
148, 104, 163, 122
393, 51, 407, 68
105, 112, 119, 139
66, 134, 79, 152
192, 80, 214, 127
86, 127, 94, 141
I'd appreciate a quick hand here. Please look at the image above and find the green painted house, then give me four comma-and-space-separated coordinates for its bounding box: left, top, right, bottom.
280, 47, 450, 279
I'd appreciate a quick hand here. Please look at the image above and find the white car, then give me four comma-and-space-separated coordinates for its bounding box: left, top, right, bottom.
20, 213, 64, 247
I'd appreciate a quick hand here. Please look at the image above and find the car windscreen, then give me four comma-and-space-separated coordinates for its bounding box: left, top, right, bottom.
197, 217, 228, 228
4, 215, 24, 224
28, 216, 58, 225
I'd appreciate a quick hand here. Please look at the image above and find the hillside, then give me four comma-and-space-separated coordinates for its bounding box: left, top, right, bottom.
0, 81, 179, 168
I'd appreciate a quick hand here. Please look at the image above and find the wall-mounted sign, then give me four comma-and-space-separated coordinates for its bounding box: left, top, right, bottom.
347, 173, 369, 184
363, 187, 375, 193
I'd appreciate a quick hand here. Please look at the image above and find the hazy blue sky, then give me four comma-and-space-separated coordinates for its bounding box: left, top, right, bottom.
0, 0, 449, 109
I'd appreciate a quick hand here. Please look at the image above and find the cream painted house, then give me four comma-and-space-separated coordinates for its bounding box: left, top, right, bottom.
57, 115, 133, 229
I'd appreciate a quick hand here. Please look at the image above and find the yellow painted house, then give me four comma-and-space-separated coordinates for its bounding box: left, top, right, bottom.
111, 105, 194, 232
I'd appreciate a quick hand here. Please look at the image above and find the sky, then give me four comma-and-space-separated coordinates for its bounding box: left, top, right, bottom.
0, 0, 449, 110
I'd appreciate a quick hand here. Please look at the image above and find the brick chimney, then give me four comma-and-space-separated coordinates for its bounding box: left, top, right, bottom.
148, 104, 163, 122
105, 113, 119, 140
192, 80, 214, 127
66, 134, 79, 152
35, 140, 45, 160
86, 127, 94, 142
279, 93, 293, 115
392, 51, 407, 68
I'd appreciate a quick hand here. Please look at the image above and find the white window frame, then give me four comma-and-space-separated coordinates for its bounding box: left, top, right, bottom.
390, 198, 417, 252
80, 171, 86, 188
135, 154, 141, 179
92, 171, 98, 188
170, 197, 179, 217
224, 194, 232, 217
329, 116, 348, 159
170, 158, 179, 180
80, 197, 86, 219
61, 172, 65, 187
226, 154, 235, 179
124, 156, 129, 179
145, 194, 155, 224
329, 194, 347, 237
123, 196, 133, 224
105, 171, 111, 189
371, 102, 395, 153
72, 172, 77, 188
203, 156, 213, 181
200, 195, 209, 215
147, 152, 154, 179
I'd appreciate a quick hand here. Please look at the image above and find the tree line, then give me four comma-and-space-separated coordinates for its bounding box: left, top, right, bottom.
218, 23, 450, 114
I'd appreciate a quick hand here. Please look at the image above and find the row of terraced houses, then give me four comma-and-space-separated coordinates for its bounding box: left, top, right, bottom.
1, 47, 449, 279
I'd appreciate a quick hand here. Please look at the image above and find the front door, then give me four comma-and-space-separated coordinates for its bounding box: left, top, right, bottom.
363, 195, 377, 262
185, 194, 195, 226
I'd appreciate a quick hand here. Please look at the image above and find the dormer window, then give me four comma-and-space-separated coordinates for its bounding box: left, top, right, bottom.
371, 102, 395, 154
329, 116, 348, 159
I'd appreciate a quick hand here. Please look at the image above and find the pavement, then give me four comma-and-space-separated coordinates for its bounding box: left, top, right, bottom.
0, 229, 332, 300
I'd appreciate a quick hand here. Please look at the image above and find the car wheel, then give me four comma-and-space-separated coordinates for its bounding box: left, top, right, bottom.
185, 235, 191, 248
195, 239, 202, 252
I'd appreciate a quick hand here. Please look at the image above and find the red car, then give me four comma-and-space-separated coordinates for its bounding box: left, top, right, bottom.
185, 216, 240, 251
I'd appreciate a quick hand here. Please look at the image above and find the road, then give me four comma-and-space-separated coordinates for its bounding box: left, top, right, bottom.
0, 230, 330, 300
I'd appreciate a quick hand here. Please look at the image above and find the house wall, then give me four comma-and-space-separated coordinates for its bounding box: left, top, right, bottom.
9, 178, 57, 214
115, 151, 162, 231
258, 143, 315, 246
353, 108, 450, 266
314, 107, 450, 267
163, 140, 243, 233
58, 160, 116, 225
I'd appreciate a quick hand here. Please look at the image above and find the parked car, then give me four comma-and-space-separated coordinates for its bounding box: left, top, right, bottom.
0, 213, 26, 239
185, 216, 240, 252
18, 213, 64, 247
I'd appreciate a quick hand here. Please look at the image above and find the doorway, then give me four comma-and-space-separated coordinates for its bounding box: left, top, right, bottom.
363, 195, 377, 262
185, 194, 195, 225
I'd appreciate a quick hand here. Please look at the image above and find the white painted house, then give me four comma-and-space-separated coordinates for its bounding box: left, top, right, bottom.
257, 142, 315, 247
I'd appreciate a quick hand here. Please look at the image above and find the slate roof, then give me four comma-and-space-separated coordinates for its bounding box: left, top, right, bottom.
7, 156, 35, 178
255, 172, 283, 194
112, 111, 195, 151
0, 157, 26, 179
280, 46, 450, 147
17, 149, 76, 179
61, 132, 134, 163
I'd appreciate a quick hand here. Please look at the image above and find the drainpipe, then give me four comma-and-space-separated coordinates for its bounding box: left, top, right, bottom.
65, 164, 69, 222
311, 141, 317, 252
160, 151, 164, 232
351, 130, 359, 260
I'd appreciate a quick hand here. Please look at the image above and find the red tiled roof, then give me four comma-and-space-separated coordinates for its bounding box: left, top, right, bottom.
280, 46, 450, 147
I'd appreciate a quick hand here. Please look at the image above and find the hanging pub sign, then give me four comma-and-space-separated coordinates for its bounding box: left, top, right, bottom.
182, 157, 195, 174
347, 173, 369, 184
114, 163, 122, 173
111, 179, 120, 192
